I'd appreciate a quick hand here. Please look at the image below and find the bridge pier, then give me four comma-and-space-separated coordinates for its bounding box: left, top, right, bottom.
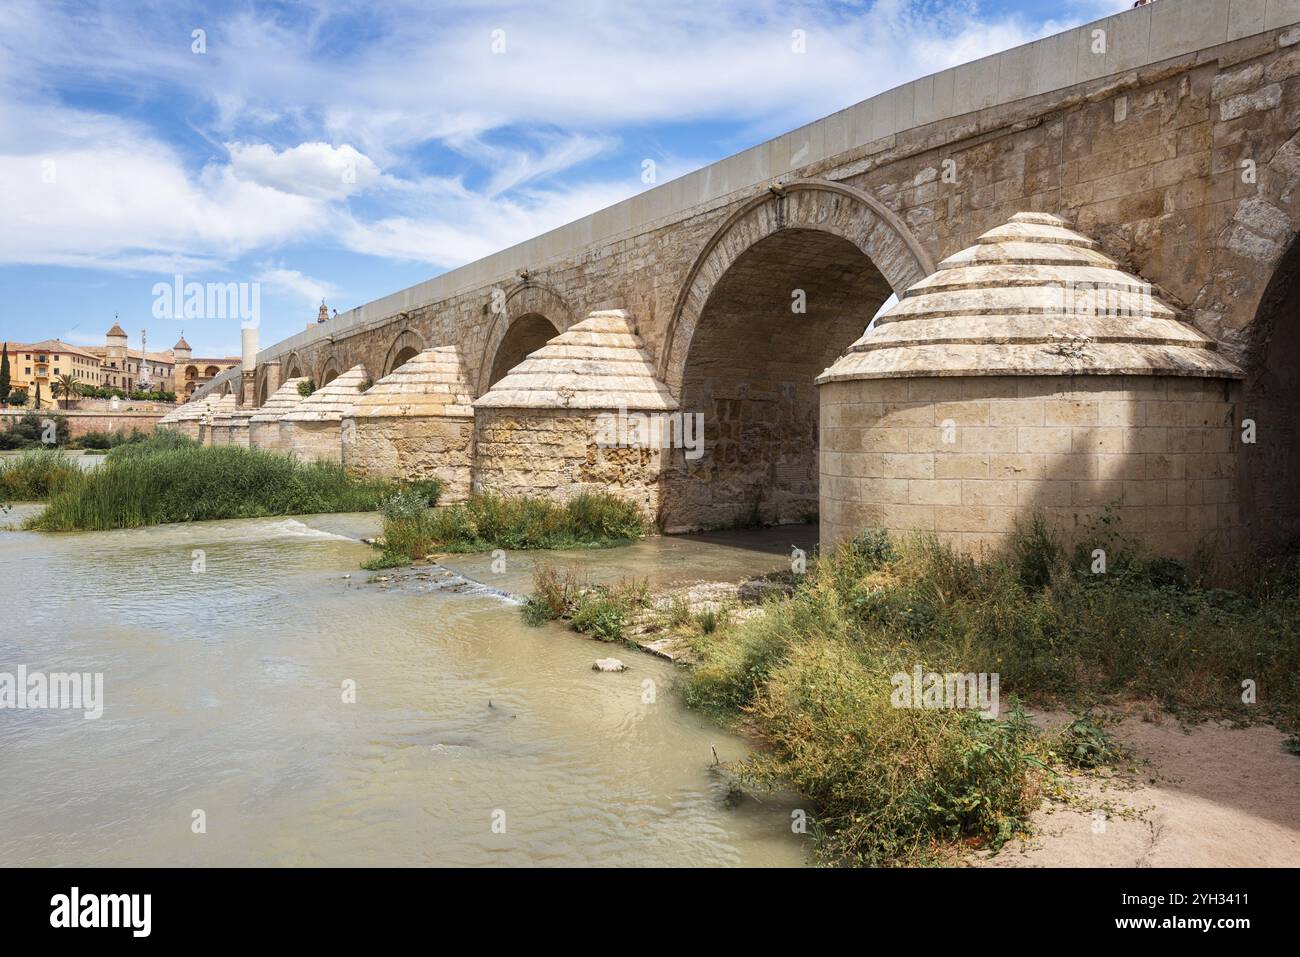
280, 364, 370, 463
472, 311, 676, 520
817, 213, 1245, 561
342, 346, 475, 501
248, 377, 308, 452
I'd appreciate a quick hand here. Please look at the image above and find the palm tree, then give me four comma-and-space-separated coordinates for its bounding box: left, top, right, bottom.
52, 374, 84, 410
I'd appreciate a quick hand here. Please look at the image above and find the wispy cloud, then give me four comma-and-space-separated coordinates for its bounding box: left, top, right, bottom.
0, 0, 1129, 284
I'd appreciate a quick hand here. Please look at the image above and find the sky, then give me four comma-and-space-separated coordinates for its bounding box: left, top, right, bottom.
0, 0, 1131, 358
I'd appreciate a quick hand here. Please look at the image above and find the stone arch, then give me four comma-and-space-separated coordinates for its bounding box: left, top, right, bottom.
318, 356, 341, 386
660, 178, 933, 393
659, 179, 926, 533
475, 281, 575, 396
382, 329, 426, 376
256, 375, 269, 407
284, 353, 304, 380
1239, 230, 1300, 554
1212, 130, 1300, 555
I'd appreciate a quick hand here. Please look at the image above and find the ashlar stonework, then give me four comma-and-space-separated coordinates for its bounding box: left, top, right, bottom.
473, 310, 676, 519
342, 346, 476, 500
817, 212, 1244, 559
280, 365, 370, 463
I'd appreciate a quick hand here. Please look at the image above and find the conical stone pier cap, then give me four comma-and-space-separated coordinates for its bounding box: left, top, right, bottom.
818, 212, 1243, 383
473, 310, 677, 411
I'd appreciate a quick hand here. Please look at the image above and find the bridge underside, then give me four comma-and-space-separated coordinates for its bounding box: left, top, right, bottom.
662, 228, 893, 532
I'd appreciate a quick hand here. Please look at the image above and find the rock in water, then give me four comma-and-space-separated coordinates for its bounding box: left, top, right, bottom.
592, 658, 627, 673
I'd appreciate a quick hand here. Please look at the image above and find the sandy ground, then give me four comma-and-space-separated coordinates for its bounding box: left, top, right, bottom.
979, 715, 1300, 867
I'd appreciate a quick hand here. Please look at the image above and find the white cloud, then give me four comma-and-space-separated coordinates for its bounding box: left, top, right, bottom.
0, 0, 1121, 282
338, 177, 636, 266
0, 144, 325, 271
228, 142, 384, 200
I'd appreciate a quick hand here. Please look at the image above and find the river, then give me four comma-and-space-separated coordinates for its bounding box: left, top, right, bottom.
0, 507, 811, 867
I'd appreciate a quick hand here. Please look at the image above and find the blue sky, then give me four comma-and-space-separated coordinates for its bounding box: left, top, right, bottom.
0, 0, 1129, 358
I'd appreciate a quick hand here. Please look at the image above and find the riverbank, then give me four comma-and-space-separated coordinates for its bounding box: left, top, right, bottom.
976, 711, 1300, 867
512, 523, 1300, 866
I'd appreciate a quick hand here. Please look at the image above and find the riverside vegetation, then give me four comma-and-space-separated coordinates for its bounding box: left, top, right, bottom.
363, 490, 646, 568
21, 432, 393, 530
523, 519, 1300, 866
0, 447, 80, 500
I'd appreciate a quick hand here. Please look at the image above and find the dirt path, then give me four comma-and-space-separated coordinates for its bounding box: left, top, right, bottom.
980, 716, 1300, 867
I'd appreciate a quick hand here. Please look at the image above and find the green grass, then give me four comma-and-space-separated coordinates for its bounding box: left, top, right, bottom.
0, 447, 79, 501
362, 484, 445, 566
677, 522, 1300, 865
521, 564, 649, 642
26, 435, 393, 530
370, 491, 646, 565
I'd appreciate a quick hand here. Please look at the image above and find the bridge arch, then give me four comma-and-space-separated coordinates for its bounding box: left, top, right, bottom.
658, 179, 932, 533
318, 356, 341, 386
284, 353, 304, 380
383, 329, 426, 376
660, 178, 933, 393
1233, 130, 1300, 553
476, 281, 575, 396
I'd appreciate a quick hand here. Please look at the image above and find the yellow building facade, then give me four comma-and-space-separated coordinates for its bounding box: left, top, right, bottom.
0, 324, 239, 406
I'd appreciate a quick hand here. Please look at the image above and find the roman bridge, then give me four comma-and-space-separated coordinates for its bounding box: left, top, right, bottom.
237, 0, 1300, 557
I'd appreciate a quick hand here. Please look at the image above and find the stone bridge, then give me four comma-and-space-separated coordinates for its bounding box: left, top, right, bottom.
242, 0, 1300, 560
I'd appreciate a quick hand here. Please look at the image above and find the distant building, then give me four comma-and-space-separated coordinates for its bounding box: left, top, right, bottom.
2, 339, 105, 406
0, 324, 240, 406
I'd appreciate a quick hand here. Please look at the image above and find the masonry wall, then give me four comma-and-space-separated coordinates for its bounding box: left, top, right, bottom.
285, 421, 345, 464
224, 424, 251, 449
0, 410, 166, 439
343, 416, 474, 502
168, 420, 202, 441
819, 374, 1242, 561
248, 421, 289, 453
474, 408, 663, 519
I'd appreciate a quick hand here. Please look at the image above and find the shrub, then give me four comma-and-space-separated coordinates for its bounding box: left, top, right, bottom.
739, 638, 1038, 865
521, 564, 648, 642
297, 380, 316, 397
571, 591, 629, 641
71, 428, 148, 451
1054, 715, 1128, 770
369, 488, 442, 564
523, 565, 584, 624
1014, 514, 1062, 590
1, 412, 69, 448
420, 492, 645, 553
108, 429, 196, 459
680, 522, 1300, 864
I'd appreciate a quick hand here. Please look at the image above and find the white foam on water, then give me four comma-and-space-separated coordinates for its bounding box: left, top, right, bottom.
254, 518, 355, 542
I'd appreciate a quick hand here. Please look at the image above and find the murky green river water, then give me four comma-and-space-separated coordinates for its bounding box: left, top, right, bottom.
0, 506, 811, 866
